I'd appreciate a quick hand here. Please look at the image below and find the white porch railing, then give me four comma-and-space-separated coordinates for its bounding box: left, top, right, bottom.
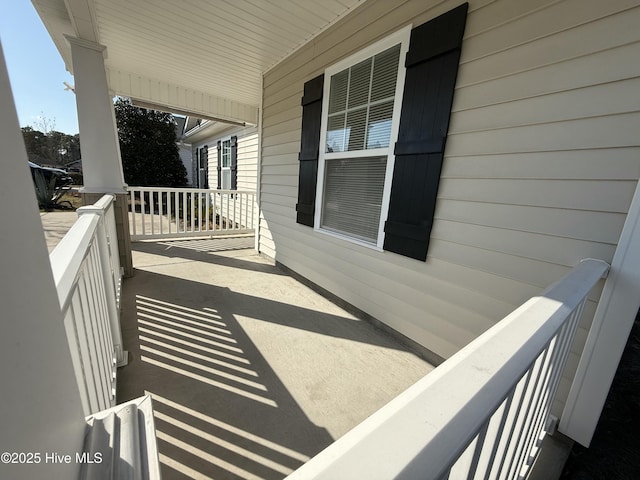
286, 258, 609, 480
49, 194, 125, 416
128, 187, 256, 241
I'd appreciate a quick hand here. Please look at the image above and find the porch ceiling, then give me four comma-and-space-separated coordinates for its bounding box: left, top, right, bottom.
31, 0, 364, 125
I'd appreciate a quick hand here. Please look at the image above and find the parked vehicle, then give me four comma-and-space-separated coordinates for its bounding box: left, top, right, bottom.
29, 161, 73, 209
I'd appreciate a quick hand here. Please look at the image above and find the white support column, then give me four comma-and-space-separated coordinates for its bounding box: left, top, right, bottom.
66, 36, 134, 277
65, 36, 125, 193
0, 41, 85, 479
560, 178, 640, 446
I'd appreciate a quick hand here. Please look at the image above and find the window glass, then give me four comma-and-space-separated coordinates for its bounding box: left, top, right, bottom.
366, 102, 394, 149
348, 58, 372, 108
326, 116, 346, 153
222, 169, 231, 190
325, 44, 400, 154
220, 139, 232, 189
321, 156, 387, 243
328, 70, 348, 114
371, 46, 401, 101
221, 140, 231, 167
345, 108, 367, 151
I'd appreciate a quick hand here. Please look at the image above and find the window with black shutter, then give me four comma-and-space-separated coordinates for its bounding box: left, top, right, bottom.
195, 145, 208, 189
295, 3, 468, 260
216, 136, 238, 190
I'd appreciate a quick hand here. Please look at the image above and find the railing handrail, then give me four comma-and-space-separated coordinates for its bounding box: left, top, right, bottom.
49, 194, 122, 416
49, 212, 102, 311
128, 186, 256, 195
286, 258, 609, 480
128, 186, 256, 241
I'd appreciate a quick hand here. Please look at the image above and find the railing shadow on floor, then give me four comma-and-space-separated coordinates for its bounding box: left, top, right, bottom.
129, 238, 283, 277
285, 259, 610, 480
117, 267, 432, 479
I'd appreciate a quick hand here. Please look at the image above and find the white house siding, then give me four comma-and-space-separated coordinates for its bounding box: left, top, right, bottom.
187, 125, 259, 193
188, 125, 258, 229
178, 143, 193, 186
259, 0, 640, 416
235, 127, 259, 192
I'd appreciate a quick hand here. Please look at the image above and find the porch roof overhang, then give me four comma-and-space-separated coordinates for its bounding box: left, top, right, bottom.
31, 0, 364, 125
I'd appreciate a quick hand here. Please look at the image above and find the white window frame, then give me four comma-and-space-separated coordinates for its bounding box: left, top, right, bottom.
314, 26, 411, 250
220, 138, 232, 190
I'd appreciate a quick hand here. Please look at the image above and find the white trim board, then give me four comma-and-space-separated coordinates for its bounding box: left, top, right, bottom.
560, 178, 640, 446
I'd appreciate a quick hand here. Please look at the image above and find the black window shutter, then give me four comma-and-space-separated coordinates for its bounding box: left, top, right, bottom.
191, 148, 198, 188
383, 3, 468, 261
202, 145, 209, 189
230, 135, 238, 190
296, 74, 324, 227
216, 140, 222, 189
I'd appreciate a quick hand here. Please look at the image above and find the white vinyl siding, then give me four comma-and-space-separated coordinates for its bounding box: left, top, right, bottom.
259, 0, 640, 417
191, 125, 258, 193
187, 125, 258, 230
178, 145, 193, 186
236, 131, 259, 192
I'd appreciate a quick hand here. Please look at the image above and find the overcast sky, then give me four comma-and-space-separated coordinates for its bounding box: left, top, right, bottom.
0, 2, 79, 134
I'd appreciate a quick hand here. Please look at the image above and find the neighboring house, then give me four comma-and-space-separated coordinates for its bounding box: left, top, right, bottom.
64, 158, 82, 173
177, 143, 192, 185
173, 116, 193, 186
182, 118, 258, 193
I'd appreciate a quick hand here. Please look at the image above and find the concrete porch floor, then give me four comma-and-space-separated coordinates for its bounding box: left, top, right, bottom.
40, 210, 78, 252
116, 237, 434, 479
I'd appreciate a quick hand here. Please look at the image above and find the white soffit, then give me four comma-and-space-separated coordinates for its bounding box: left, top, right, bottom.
182, 120, 238, 144
32, 0, 364, 124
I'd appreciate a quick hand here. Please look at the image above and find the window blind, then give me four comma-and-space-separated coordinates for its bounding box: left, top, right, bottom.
321, 156, 387, 243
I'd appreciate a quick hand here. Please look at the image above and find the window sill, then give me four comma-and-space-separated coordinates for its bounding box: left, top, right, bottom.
313, 226, 384, 253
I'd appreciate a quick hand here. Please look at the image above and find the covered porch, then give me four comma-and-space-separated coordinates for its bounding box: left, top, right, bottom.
4, 0, 640, 478
34, 203, 611, 479
38, 211, 434, 478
